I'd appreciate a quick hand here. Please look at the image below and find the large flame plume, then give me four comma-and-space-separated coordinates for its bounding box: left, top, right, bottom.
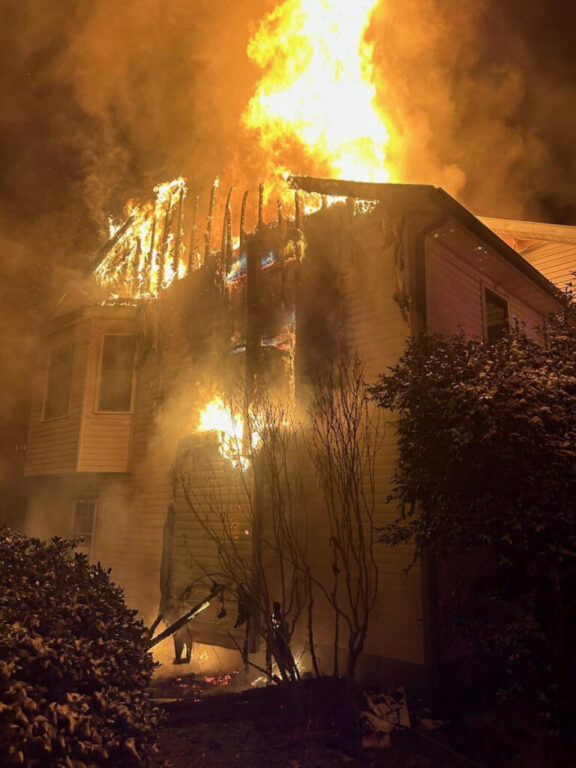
243, 0, 392, 183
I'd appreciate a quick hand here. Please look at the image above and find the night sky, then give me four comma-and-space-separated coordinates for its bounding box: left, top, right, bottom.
0, 0, 574, 416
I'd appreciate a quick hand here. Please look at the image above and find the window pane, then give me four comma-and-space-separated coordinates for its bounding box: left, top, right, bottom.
44, 342, 74, 420
73, 501, 96, 560
485, 289, 509, 345
98, 335, 135, 411
73, 501, 95, 535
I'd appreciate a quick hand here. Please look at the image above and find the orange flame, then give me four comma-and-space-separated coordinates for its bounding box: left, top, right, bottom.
95, 178, 190, 301
197, 396, 261, 471
243, 0, 391, 183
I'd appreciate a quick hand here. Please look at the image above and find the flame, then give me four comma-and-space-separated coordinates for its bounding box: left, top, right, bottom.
95, 177, 190, 301
243, 0, 391, 183
197, 396, 261, 470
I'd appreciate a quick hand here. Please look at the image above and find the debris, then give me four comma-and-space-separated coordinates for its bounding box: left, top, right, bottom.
416, 717, 446, 731
359, 686, 410, 749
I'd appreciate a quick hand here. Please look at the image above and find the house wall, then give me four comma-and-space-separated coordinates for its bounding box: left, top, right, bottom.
300, 206, 425, 675
102, 208, 427, 674
521, 242, 575, 290
25, 318, 90, 477
425, 231, 546, 340
108, 288, 200, 620
25, 307, 138, 478
21, 199, 559, 686
76, 316, 136, 474
25, 473, 131, 570
24, 306, 139, 599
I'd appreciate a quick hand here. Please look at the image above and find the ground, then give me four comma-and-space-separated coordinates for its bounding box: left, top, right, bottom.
150, 665, 576, 768
151, 671, 471, 768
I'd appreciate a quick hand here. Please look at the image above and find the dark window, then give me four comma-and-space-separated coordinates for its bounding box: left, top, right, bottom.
485, 289, 509, 344
73, 500, 96, 560
98, 335, 135, 412
44, 341, 74, 420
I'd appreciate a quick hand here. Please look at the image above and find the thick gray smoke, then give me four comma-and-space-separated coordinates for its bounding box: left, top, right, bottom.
0, 0, 574, 419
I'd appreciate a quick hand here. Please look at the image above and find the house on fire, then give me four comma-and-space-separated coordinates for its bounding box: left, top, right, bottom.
21, 177, 563, 687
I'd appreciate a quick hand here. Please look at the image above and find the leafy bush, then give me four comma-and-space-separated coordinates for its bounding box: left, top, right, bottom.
0, 528, 159, 767
369, 295, 576, 705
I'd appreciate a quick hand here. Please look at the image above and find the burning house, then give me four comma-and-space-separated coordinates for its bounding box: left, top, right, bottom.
21, 174, 563, 687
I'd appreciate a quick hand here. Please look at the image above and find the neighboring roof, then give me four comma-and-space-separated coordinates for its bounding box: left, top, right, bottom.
478, 216, 576, 291
289, 176, 560, 302
479, 216, 576, 245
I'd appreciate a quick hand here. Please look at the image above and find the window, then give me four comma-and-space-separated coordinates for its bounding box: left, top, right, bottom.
98, 335, 135, 412
485, 289, 509, 344
44, 341, 74, 420
73, 500, 96, 561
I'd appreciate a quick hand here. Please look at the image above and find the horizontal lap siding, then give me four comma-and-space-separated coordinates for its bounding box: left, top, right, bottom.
303, 211, 424, 667
111, 293, 199, 621
25, 322, 90, 476
426, 237, 546, 341
170, 445, 252, 649
507, 296, 543, 340
523, 243, 575, 289
77, 318, 135, 474
425, 238, 484, 338
24, 474, 130, 568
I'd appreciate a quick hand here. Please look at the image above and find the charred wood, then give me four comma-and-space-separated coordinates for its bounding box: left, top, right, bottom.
240, 190, 249, 251
148, 583, 224, 650
188, 193, 200, 273
89, 215, 135, 271
221, 187, 233, 275
258, 183, 264, 230
204, 179, 218, 266
159, 189, 174, 284
173, 184, 185, 276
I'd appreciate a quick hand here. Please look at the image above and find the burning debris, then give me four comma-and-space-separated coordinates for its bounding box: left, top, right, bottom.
95, 177, 189, 300
89, 0, 395, 309
197, 396, 261, 471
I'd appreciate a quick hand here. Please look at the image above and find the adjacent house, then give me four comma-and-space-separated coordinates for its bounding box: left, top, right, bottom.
22, 178, 565, 687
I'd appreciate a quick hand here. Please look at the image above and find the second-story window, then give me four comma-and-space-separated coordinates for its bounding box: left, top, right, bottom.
485, 289, 509, 345
44, 340, 75, 420
98, 334, 135, 412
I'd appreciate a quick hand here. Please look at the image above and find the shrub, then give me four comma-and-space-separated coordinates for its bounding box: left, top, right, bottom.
369, 296, 576, 705
0, 528, 159, 767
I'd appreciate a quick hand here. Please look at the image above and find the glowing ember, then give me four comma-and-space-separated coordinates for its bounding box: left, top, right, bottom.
243, 0, 391, 182
95, 178, 189, 300
197, 397, 260, 470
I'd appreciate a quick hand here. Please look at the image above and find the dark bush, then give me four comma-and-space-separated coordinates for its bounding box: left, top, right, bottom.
0, 528, 159, 767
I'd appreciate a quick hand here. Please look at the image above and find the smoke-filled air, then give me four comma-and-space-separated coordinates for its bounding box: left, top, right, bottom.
0, 0, 575, 417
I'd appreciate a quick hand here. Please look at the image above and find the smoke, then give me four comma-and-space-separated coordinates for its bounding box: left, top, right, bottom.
1, 0, 574, 258
0, 0, 574, 422
369, 0, 576, 221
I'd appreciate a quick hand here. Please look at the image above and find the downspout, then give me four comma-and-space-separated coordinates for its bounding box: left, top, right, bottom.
406, 208, 449, 700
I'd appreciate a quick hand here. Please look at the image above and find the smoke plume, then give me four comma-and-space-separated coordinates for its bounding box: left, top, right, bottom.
0, 0, 574, 420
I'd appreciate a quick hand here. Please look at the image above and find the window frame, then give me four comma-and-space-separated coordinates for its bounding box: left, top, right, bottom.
72, 498, 97, 562
484, 287, 509, 345
42, 338, 75, 422
95, 333, 136, 414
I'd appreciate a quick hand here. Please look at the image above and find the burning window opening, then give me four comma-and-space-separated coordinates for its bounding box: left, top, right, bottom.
196, 396, 262, 471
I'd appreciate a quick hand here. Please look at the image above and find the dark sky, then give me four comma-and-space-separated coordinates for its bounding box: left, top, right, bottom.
0, 0, 574, 416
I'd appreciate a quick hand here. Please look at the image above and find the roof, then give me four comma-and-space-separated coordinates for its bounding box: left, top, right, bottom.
478, 216, 576, 291
289, 176, 561, 302
479, 216, 576, 245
